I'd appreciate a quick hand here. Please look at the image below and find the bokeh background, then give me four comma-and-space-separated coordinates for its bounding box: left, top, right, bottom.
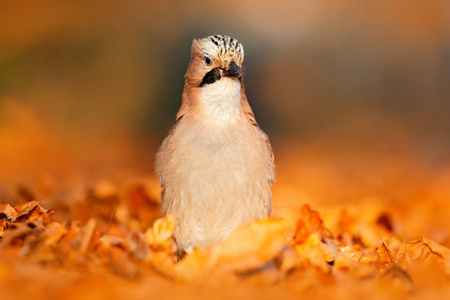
2, 0, 450, 140
1, 0, 450, 242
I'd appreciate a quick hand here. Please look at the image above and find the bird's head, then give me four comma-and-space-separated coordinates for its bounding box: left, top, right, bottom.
185, 35, 244, 88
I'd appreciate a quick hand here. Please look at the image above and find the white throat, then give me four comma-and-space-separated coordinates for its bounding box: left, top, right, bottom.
199, 78, 241, 124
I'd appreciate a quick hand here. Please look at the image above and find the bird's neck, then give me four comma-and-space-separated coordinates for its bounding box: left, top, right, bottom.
196, 78, 243, 125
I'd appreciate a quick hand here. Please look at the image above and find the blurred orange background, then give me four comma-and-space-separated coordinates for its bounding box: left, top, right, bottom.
1, 0, 449, 243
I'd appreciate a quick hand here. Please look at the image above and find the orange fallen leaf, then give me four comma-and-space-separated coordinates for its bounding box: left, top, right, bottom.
210, 218, 288, 272
294, 233, 331, 273
406, 237, 450, 275
376, 238, 399, 272
0, 203, 17, 221
294, 204, 330, 244
145, 213, 177, 255
13, 201, 53, 222
174, 248, 212, 281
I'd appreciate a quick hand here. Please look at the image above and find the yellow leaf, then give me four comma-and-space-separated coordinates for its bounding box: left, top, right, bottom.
145, 214, 177, 254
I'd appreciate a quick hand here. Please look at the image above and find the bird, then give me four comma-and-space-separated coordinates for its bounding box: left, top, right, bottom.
156, 35, 274, 254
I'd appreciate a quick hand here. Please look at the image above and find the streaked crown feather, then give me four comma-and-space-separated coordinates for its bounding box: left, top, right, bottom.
199, 35, 244, 65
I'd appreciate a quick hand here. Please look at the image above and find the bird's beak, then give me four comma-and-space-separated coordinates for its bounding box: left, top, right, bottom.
222, 61, 242, 79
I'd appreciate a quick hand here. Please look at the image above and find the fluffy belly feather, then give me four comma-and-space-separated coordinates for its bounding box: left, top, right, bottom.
158, 121, 272, 253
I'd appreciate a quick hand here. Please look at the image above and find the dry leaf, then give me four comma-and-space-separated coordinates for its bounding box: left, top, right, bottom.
0, 203, 17, 221
294, 204, 332, 244
145, 214, 177, 254
174, 248, 211, 280
406, 237, 450, 275
294, 233, 331, 273
210, 218, 288, 272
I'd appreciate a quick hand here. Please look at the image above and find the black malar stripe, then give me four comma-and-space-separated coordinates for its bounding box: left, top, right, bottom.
199, 68, 222, 87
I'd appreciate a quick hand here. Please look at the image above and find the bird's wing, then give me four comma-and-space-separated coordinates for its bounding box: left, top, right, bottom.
260, 128, 275, 183
241, 95, 275, 183
156, 115, 184, 189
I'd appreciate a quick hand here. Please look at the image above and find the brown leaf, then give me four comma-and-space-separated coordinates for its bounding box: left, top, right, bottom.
0, 203, 17, 221
14, 201, 53, 222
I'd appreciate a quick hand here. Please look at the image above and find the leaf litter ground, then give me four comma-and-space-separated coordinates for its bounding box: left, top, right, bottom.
0, 134, 449, 299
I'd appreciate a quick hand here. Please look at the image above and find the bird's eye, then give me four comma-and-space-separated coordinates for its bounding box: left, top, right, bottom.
204, 57, 212, 66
